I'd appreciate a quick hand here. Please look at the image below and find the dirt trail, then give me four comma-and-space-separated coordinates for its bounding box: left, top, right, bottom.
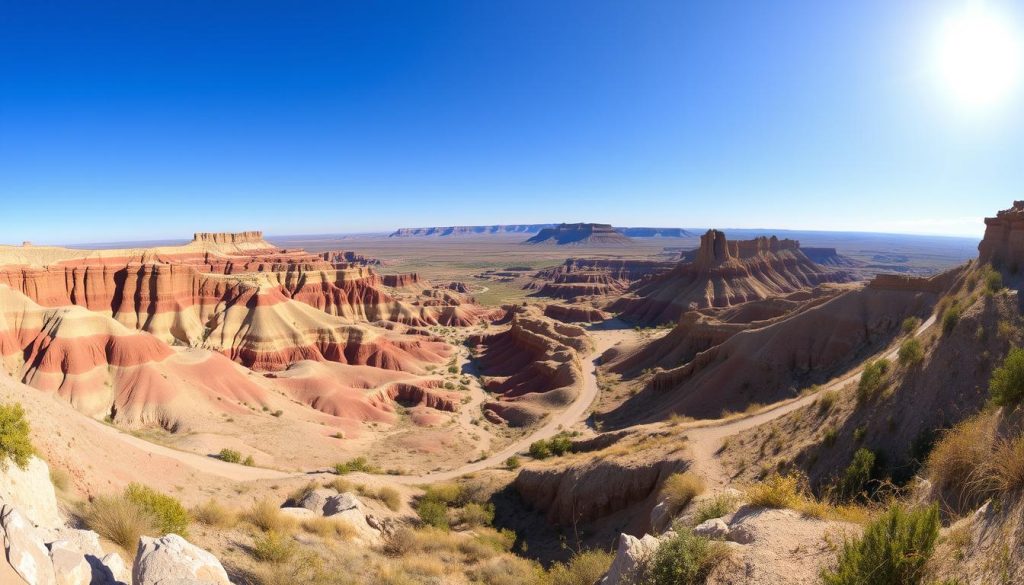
685, 314, 937, 487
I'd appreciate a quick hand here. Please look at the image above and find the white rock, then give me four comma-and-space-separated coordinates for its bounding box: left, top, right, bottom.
48, 540, 91, 585
322, 492, 363, 516
600, 532, 661, 585
99, 552, 130, 585
649, 501, 671, 534
693, 518, 730, 540
0, 504, 57, 585
132, 534, 230, 585
41, 528, 104, 558
0, 457, 63, 530
293, 488, 338, 515
278, 507, 315, 518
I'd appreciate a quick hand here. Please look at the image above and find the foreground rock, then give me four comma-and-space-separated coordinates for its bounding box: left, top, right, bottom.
133, 534, 231, 585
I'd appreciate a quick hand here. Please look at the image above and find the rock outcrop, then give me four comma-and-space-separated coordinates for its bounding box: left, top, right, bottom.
978, 200, 1024, 269
525, 224, 633, 246
613, 230, 853, 325
390, 225, 555, 237
132, 534, 230, 585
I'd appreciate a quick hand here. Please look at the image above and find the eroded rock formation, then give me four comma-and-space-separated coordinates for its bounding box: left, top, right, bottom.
525, 223, 633, 246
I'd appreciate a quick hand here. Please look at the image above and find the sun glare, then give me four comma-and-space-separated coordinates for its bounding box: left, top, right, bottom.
934, 2, 1023, 110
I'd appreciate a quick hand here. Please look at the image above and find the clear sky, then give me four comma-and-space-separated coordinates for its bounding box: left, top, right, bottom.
2, 0, 1023, 243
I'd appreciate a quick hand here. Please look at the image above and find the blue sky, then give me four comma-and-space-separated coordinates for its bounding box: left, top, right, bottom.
2, 1, 1022, 243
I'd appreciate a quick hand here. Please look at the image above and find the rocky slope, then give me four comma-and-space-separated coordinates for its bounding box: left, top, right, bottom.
613, 229, 854, 325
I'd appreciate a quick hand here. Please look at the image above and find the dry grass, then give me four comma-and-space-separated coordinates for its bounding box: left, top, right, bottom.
660, 471, 706, 515
80, 494, 157, 556
300, 516, 358, 540
925, 413, 999, 514
376, 486, 402, 511
323, 477, 353, 493
252, 530, 297, 564
191, 499, 238, 528
244, 499, 296, 533
746, 473, 873, 524
992, 434, 1024, 495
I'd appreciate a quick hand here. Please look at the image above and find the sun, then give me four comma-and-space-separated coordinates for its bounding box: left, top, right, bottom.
933, 2, 1023, 110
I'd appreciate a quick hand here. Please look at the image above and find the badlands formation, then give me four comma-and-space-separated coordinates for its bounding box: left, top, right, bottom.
0, 211, 1020, 585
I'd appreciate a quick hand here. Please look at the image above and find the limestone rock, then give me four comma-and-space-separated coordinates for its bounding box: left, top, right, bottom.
293, 488, 338, 515
0, 504, 57, 585
600, 532, 662, 585
322, 493, 363, 517
132, 534, 230, 585
99, 552, 130, 585
48, 540, 91, 585
693, 518, 730, 540
0, 457, 63, 530
279, 507, 315, 519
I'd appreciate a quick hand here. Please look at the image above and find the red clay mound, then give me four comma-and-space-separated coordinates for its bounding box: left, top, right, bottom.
469, 307, 589, 426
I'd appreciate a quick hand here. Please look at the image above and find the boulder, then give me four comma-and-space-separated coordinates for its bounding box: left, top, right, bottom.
132, 534, 230, 585
0, 457, 63, 530
278, 507, 315, 519
322, 493, 363, 517
48, 541, 91, 585
1, 504, 57, 585
693, 518, 730, 540
98, 552, 130, 585
649, 501, 671, 534
293, 488, 338, 515
600, 532, 662, 585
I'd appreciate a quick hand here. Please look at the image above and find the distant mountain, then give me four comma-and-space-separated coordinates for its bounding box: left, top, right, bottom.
525, 223, 634, 246
389, 224, 693, 238
389, 225, 554, 237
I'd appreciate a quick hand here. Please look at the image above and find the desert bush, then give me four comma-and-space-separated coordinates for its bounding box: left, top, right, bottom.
333, 457, 380, 475
218, 448, 242, 463
381, 527, 417, 557
857, 359, 890, 403
505, 455, 521, 470
300, 516, 357, 540
547, 550, 615, 585
898, 338, 924, 366
459, 502, 495, 527
746, 474, 803, 509
529, 432, 574, 459
985, 267, 1004, 294
639, 528, 729, 585
191, 499, 237, 528
376, 486, 402, 511
925, 413, 998, 514
423, 483, 464, 505
124, 483, 189, 536
837, 448, 876, 502
989, 347, 1024, 407
323, 477, 353, 493
818, 389, 839, 413
244, 499, 296, 533
253, 530, 297, 564
468, 555, 547, 585
993, 434, 1024, 494
660, 472, 705, 516
416, 497, 450, 530
693, 492, 740, 525
81, 494, 157, 555
821, 503, 939, 585
942, 305, 961, 335
901, 316, 922, 335
0, 403, 34, 470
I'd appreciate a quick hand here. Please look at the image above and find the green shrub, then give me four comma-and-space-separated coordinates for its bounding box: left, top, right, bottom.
942, 305, 960, 335
985, 268, 1004, 294
124, 483, 190, 537
548, 550, 615, 585
837, 448, 876, 502
459, 502, 495, 527
640, 529, 729, 584
416, 497, 449, 530
821, 504, 940, 585
242, 455, 255, 466
693, 493, 739, 525
857, 359, 890, 403
901, 316, 922, 335
0, 403, 34, 470
529, 433, 574, 459
659, 472, 705, 516
252, 530, 297, 564
423, 483, 464, 506
81, 494, 157, 555
332, 457, 379, 475
505, 455, 521, 470
989, 347, 1024, 407
218, 448, 241, 463
898, 338, 924, 366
